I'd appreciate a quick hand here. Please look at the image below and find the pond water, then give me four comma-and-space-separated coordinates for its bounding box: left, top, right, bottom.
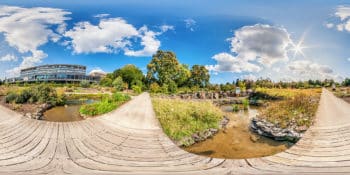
43, 99, 98, 122
184, 105, 292, 159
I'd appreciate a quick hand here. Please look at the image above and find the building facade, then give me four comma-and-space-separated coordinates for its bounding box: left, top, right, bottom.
7, 64, 101, 83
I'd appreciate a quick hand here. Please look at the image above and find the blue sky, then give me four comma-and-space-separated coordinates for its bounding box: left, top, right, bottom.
0, 0, 350, 83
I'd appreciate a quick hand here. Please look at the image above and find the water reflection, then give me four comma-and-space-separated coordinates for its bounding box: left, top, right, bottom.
43, 99, 98, 122
184, 105, 292, 159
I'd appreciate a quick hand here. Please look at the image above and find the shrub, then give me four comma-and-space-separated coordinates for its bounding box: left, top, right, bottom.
5, 92, 17, 103
150, 82, 160, 93
80, 80, 90, 88
168, 81, 178, 94
232, 104, 239, 112
242, 99, 249, 110
113, 76, 125, 91
132, 85, 142, 94
4, 84, 64, 106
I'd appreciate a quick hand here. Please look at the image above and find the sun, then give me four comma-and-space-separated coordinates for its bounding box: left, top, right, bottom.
291, 33, 308, 59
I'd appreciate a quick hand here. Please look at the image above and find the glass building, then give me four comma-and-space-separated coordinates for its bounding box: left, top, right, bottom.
8, 64, 101, 83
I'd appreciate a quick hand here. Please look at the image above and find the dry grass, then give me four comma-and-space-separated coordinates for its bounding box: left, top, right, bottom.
152, 98, 223, 141
257, 88, 321, 129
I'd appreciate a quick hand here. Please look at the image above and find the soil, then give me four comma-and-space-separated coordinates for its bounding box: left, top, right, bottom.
0, 96, 40, 115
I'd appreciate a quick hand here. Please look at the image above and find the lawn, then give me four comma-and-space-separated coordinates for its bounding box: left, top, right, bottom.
152, 98, 223, 141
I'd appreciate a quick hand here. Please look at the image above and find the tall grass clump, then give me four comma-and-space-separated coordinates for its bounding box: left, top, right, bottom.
79, 92, 130, 117
152, 98, 223, 141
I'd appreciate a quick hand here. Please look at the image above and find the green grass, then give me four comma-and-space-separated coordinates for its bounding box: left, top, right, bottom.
258, 89, 321, 129
79, 93, 130, 117
152, 98, 223, 141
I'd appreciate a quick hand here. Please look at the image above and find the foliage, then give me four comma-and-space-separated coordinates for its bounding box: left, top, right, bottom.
189, 65, 210, 88
167, 80, 177, 94
149, 82, 161, 93
147, 50, 181, 86
113, 64, 144, 89
80, 80, 90, 88
232, 104, 240, 112
5, 92, 18, 103
79, 93, 130, 116
113, 76, 125, 91
242, 98, 249, 110
131, 85, 142, 94
152, 98, 223, 141
100, 77, 113, 87
343, 78, 350, 86
5, 84, 66, 106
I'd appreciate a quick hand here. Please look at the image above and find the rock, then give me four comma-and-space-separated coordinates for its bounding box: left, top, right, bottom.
209, 128, 218, 134
250, 118, 302, 142
219, 116, 230, 129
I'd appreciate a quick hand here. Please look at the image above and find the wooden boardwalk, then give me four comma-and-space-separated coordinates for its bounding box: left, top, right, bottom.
0, 89, 349, 174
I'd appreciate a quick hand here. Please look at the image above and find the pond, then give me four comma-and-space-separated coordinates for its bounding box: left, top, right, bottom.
184, 105, 292, 159
43, 99, 98, 122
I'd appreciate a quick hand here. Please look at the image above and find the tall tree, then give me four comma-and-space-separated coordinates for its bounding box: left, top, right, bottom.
113, 64, 144, 89
189, 65, 210, 88
146, 50, 181, 85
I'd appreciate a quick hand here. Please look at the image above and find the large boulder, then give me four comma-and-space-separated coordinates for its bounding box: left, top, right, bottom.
250, 118, 302, 142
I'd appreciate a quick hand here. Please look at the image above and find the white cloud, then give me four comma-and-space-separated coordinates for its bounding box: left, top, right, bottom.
0, 54, 17, 62
93, 13, 110, 18
207, 24, 291, 74
348, 58, 350, 62
124, 26, 161, 57
0, 6, 71, 76
328, 6, 350, 32
205, 52, 262, 73
159, 25, 174, 32
325, 23, 334, 28
64, 18, 138, 54
229, 24, 291, 66
64, 17, 168, 57
335, 6, 350, 21
288, 60, 336, 80
184, 18, 196, 31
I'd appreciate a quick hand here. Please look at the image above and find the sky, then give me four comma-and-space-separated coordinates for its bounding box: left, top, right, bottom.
0, 0, 350, 83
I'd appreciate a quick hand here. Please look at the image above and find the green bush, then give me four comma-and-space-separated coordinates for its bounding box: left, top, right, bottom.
80, 92, 130, 117
4, 84, 64, 106
168, 81, 178, 94
80, 80, 90, 88
5, 92, 17, 103
232, 104, 239, 112
150, 82, 160, 93
132, 85, 142, 94
242, 99, 249, 110
113, 76, 124, 91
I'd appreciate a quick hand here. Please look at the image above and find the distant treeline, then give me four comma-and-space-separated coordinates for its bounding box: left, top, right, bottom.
2, 50, 350, 93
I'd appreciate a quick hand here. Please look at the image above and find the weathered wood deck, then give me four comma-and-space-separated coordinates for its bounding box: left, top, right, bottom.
0, 89, 349, 174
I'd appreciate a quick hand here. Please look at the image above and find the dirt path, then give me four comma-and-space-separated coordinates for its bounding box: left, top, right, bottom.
0, 90, 349, 174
